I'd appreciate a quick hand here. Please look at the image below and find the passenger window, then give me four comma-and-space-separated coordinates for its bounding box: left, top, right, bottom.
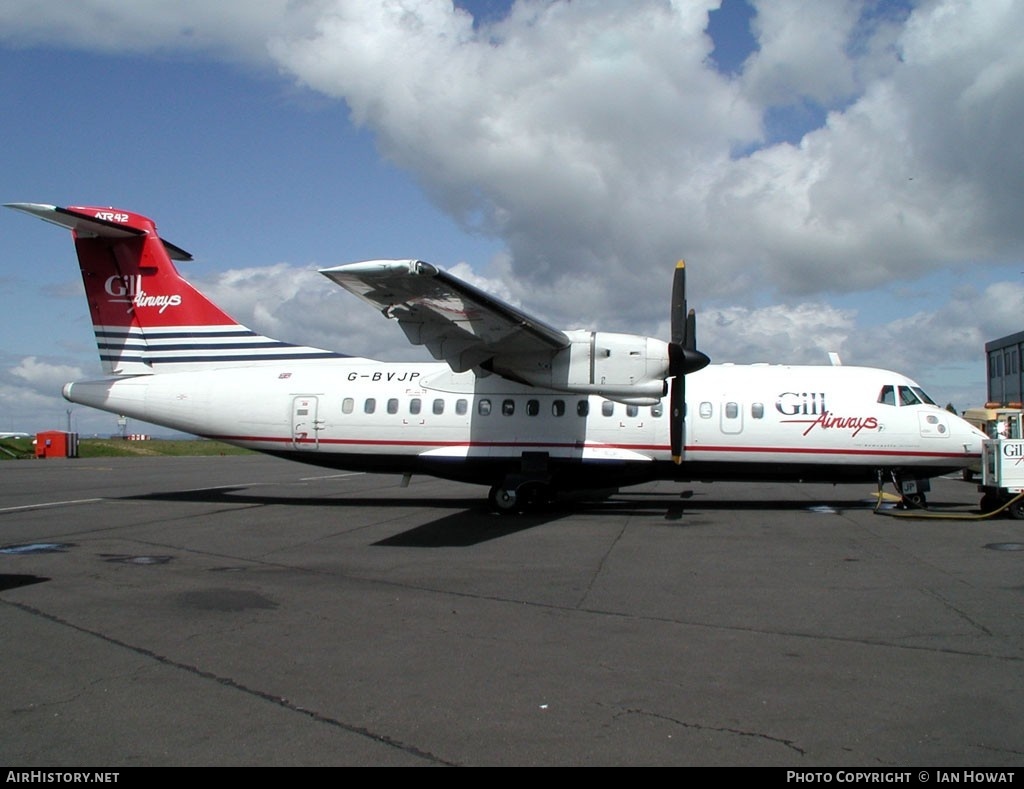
364, 398, 376, 414
342, 397, 354, 415
878, 385, 895, 406
387, 398, 399, 414
651, 403, 663, 417
552, 400, 565, 417
602, 401, 614, 417
725, 402, 739, 419
409, 398, 421, 415
527, 399, 540, 416
577, 400, 590, 417
478, 399, 491, 416
751, 403, 764, 419
626, 405, 638, 417
456, 399, 468, 415
699, 402, 713, 419
433, 398, 444, 415
502, 399, 515, 416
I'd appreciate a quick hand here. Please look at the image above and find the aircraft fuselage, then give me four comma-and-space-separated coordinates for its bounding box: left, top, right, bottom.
64, 358, 982, 490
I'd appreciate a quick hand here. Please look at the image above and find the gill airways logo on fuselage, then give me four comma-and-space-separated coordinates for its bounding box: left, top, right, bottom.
104, 275, 182, 314
776, 392, 879, 438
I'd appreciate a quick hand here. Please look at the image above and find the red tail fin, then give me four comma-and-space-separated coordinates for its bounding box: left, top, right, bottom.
70, 206, 236, 331
7, 203, 341, 374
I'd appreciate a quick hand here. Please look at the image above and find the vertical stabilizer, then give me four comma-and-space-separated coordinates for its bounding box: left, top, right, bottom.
6, 203, 341, 374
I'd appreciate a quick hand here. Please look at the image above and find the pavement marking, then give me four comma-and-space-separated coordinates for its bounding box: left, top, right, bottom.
299, 472, 365, 481
0, 497, 103, 514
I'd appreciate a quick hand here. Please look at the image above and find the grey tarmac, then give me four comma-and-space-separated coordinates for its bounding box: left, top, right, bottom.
1, 455, 1022, 766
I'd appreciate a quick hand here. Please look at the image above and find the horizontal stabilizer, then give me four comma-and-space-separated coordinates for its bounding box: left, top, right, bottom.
5, 203, 193, 261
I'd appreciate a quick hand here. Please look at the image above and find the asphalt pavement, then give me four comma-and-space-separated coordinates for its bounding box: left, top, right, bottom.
2, 456, 1022, 766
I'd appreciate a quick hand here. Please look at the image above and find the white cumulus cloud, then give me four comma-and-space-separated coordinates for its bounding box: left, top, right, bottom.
2, 0, 1020, 409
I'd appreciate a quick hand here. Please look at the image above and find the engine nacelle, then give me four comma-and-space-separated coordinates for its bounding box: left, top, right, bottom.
490, 330, 671, 405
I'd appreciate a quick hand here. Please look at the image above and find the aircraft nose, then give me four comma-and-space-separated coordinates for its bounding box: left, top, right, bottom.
955, 417, 986, 454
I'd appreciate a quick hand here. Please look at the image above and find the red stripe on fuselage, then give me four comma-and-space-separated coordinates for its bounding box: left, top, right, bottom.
204, 434, 975, 460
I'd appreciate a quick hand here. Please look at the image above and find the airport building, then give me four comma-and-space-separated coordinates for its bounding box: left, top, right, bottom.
986, 331, 1024, 406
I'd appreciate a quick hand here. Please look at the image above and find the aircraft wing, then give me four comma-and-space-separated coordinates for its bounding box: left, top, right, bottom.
321, 260, 569, 373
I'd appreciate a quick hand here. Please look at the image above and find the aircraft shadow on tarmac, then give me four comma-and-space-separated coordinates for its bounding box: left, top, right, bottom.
119, 486, 565, 547
110, 485, 931, 548
0, 574, 50, 592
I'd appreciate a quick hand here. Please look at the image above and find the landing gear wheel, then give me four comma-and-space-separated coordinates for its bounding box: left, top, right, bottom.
517, 482, 550, 511
488, 485, 518, 514
901, 493, 927, 509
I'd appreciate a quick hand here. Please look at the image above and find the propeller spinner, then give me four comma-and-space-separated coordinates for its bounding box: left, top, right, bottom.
668, 260, 710, 463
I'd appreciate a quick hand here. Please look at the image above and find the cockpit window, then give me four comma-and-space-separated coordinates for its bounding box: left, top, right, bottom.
878, 385, 895, 406
911, 386, 936, 405
898, 386, 922, 406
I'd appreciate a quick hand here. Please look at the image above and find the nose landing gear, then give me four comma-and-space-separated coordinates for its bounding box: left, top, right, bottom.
876, 469, 930, 510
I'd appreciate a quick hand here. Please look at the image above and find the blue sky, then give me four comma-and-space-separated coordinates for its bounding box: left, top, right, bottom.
1, 0, 1022, 435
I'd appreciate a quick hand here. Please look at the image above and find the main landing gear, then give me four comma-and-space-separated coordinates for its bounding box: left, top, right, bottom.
488, 479, 552, 514
489, 453, 554, 514
488, 484, 519, 513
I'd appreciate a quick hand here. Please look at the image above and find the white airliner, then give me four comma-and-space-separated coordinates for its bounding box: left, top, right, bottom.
7, 203, 984, 511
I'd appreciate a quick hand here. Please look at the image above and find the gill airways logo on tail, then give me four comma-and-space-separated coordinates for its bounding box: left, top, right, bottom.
104, 275, 182, 314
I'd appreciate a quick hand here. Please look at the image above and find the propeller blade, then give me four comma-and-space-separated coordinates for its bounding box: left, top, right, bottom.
671, 260, 687, 348
670, 374, 684, 463
667, 260, 709, 464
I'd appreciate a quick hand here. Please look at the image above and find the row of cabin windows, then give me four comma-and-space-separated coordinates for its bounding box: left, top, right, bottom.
339, 397, 667, 418
703, 402, 765, 419
339, 397, 782, 420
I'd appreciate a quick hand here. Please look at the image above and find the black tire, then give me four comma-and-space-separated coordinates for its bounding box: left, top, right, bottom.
488, 485, 518, 514
517, 482, 551, 510
902, 493, 926, 509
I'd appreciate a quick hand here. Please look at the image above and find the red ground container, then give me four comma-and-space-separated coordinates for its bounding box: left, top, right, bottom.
35, 431, 79, 459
